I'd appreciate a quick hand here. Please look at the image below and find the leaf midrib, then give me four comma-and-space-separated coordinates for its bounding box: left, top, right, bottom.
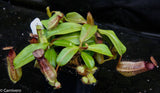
59, 47, 77, 64
81, 26, 92, 43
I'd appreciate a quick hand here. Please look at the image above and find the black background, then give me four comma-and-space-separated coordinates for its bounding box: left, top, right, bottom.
8, 0, 160, 33
0, 0, 160, 93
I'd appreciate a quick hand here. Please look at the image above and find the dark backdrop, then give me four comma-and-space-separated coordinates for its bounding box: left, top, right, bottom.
7, 0, 160, 33
1, 1, 160, 93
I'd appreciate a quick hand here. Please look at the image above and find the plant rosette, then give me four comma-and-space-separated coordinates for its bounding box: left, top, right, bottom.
6, 6, 127, 89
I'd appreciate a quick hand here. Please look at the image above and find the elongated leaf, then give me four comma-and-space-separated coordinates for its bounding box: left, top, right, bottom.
87, 44, 113, 57
47, 22, 82, 38
87, 12, 94, 25
98, 29, 126, 56
58, 33, 95, 45
81, 52, 95, 69
79, 24, 97, 43
52, 40, 76, 47
56, 46, 79, 66
41, 19, 49, 29
45, 48, 57, 67
58, 32, 80, 45
13, 43, 49, 69
83, 37, 95, 45
83, 50, 94, 56
65, 12, 86, 23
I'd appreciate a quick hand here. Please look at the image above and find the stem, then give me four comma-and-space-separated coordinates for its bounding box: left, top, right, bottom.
79, 46, 88, 50
79, 43, 88, 50
56, 65, 60, 72
51, 38, 58, 43
74, 55, 81, 66
103, 57, 113, 62
79, 42, 82, 47
118, 56, 122, 63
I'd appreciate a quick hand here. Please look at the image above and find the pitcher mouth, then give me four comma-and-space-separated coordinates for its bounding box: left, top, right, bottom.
145, 62, 155, 70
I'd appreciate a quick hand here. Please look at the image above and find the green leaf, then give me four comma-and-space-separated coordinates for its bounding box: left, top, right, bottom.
47, 22, 82, 38
79, 24, 97, 44
81, 52, 95, 69
82, 50, 95, 56
83, 36, 95, 45
13, 43, 49, 69
98, 29, 126, 56
65, 12, 86, 24
57, 32, 95, 46
52, 39, 76, 47
87, 44, 113, 57
56, 46, 79, 66
41, 19, 49, 29
57, 32, 80, 45
87, 12, 94, 25
44, 48, 57, 67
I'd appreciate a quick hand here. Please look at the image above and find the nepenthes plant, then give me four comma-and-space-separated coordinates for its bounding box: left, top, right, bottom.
5, 6, 128, 89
